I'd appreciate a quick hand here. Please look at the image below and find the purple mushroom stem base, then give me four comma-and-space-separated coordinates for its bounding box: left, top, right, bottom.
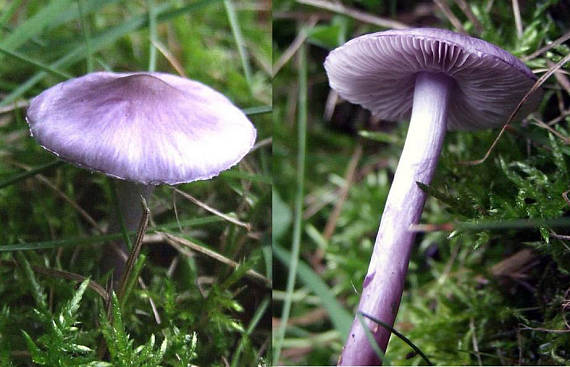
339, 72, 451, 366
104, 180, 154, 283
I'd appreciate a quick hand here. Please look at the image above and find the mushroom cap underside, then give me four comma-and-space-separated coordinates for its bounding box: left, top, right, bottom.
324, 28, 542, 130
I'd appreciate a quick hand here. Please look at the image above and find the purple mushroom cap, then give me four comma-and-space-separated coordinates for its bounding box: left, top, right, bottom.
324, 28, 542, 130
26, 72, 256, 185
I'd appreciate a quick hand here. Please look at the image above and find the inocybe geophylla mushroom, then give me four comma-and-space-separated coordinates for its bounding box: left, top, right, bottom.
324, 28, 542, 365
26, 72, 256, 277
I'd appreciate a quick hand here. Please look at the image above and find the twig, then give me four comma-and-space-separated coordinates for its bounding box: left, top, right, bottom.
273, 16, 318, 77
323, 89, 338, 121
310, 144, 361, 270
522, 30, 570, 61
151, 39, 186, 76
296, 0, 408, 29
463, 53, 570, 166
137, 277, 161, 324
530, 117, 569, 144
548, 60, 570, 96
453, 0, 483, 33
434, 0, 467, 34
0, 100, 29, 114
550, 231, 570, 240
252, 137, 272, 151
161, 232, 271, 289
470, 318, 483, 366
323, 144, 362, 240
1, 259, 108, 301
9, 160, 104, 233
563, 190, 570, 206
546, 109, 570, 126
172, 187, 251, 230
519, 324, 570, 333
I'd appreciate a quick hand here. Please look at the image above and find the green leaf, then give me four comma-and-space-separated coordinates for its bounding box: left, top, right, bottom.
273, 244, 352, 338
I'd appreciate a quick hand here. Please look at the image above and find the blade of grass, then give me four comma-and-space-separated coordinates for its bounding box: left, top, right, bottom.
0, 45, 72, 79
231, 296, 270, 367
223, 0, 253, 92
53, 0, 119, 28
273, 244, 352, 338
77, 0, 94, 73
0, 0, 75, 52
220, 170, 272, 184
357, 313, 389, 365
360, 311, 433, 365
411, 217, 570, 232
0, 0, 221, 107
0, 160, 64, 189
243, 105, 272, 115
147, 0, 157, 72
0, 216, 225, 251
273, 37, 308, 365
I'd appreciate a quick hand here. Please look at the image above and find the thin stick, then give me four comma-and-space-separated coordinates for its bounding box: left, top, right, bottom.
463, 53, 570, 166
323, 144, 362, 240
272, 16, 318, 77
453, 0, 483, 33
296, 0, 408, 29
172, 187, 251, 230
0, 100, 29, 114
160, 232, 271, 288
562, 190, 570, 206
523, 30, 570, 61
9, 161, 104, 233
434, 0, 467, 34
151, 39, 186, 76
0, 259, 108, 302
519, 324, 570, 333
252, 137, 272, 151
531, 117, 569, 144
273, 37, 308, 367
470, 318, 483, 366
549, 60, 570, 96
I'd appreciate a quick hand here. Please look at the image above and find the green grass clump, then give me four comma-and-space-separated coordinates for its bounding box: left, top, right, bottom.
273, 0, 570, 365
0, 1, 271, 365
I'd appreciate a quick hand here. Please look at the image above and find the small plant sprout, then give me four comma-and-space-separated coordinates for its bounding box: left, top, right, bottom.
26, 72, 256, 278
324, 28, 542, 365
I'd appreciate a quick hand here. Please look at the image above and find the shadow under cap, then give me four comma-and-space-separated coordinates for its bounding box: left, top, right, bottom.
26, 72, 257, 185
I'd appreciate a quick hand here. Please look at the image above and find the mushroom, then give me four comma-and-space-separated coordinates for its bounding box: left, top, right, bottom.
324, 28, 542, 365
26, 72, 256, 277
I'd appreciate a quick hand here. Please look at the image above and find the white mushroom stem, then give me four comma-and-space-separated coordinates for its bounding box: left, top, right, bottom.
340, 72, 452, 366
104, 180, 154, 281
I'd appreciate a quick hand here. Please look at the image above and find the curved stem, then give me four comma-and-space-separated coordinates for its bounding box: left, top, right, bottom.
339, 72, 452, 366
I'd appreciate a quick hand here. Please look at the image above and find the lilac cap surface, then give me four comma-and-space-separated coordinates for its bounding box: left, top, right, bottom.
26, 72, 256, 185
324, 28, 542, 130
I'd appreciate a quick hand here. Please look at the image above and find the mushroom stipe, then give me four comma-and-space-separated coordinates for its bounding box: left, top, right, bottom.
26, 71, 256, 285
325, 28, 542, 366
